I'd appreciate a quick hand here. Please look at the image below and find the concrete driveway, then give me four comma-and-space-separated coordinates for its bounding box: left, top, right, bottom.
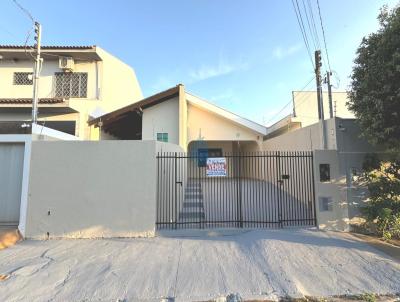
0, 229, 399, 302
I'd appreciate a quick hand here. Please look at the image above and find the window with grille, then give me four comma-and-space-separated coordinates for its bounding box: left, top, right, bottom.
55, 72, 88, 98
13, 72, 33, 85
157, 133, 168, 142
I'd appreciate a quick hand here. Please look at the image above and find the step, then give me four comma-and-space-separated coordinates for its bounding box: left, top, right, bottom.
185, 187, 202, 192
179, 212, 205, 219
183, 202, 204, 208
185, 193, 203, 199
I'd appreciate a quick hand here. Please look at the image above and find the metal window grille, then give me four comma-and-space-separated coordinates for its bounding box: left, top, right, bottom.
157, 133, 168, 142
319, 197, 333, 212
55, 72, 88, 98
13, 72, 33, 85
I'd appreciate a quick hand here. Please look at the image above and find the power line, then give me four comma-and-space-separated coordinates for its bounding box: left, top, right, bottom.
301, 0, 318, 51
306, 0, 321, 50
12, 0, 35, 23
291, 0, 314, 69
316, 0, 332, 71
265, 76, 315, 126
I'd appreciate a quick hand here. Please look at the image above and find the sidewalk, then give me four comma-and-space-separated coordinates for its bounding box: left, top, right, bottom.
0, 229, 400, 302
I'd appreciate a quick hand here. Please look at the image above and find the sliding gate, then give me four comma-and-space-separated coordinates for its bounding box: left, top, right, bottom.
156, 151, 316, 229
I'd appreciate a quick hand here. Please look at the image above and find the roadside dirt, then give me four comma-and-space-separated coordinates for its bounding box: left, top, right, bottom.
0, 228, 22, 250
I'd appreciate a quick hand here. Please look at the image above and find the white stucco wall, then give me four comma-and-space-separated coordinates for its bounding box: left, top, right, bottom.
24, 140, 181, 239
142, 97, 180, 144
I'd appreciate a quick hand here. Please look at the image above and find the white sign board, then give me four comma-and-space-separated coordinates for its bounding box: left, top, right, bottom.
206, 157, 227, 177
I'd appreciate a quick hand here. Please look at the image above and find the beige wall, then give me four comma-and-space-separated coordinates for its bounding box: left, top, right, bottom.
142, 96, 180, 144
187, 103, 262, 147
24, 140, 182, 239
263, 119, 337, 151
0, 47, 143, 140
293, 91, 354, 127
314, 150, 350, 231
0, 60, 98, 100
95, 47, 143, 112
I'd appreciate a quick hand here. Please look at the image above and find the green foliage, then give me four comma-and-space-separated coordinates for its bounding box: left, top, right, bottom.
348, 5, 400, 151
359, 293, 377, 302
361, 153, 400, 239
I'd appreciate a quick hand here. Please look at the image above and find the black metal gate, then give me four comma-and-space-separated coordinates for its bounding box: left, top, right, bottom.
156, 151, 316, 229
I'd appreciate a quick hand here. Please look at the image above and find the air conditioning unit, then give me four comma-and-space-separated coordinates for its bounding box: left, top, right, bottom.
59, 56, 74, 70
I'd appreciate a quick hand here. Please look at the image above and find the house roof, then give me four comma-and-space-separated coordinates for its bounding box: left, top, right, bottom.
88, 85, 180, 126
0, 45, 101, 60
0, 45, 95, 50
185, 93, 267, 135
88, 84, 267, 135
0, 98, 64, 104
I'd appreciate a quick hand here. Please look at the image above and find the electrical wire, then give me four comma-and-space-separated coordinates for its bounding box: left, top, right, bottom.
265, 76, 315, 126
291, 0, 314, 69
316, 0, 332, 71
12, 0, 35, 23
306, 0, 321, 50
301, 0, 318, 51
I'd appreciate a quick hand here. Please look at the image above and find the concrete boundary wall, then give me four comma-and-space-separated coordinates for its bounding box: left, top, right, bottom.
24, 140, 182, 239
313, 150, 349, 231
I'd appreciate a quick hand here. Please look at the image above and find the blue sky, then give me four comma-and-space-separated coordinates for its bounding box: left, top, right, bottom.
1, 0, 397, 125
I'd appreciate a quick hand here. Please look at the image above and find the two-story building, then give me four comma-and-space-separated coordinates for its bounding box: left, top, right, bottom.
0, 45, 143, 139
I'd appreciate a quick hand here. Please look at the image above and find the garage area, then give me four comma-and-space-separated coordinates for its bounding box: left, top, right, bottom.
0, 142, 25, 227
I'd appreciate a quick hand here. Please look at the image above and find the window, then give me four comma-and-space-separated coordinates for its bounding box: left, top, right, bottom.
55, 72, 88, 98
319, 197, 333, 212
13, 72, 33, 85
197, 148, 222, 167
156, 133, 168, 142
319, 163, 331, 182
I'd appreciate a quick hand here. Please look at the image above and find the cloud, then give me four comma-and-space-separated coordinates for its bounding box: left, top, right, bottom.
150, 76, 175, 93
210, 90, 235, 102
189, 59, 248, 82
273, 43, 302, 59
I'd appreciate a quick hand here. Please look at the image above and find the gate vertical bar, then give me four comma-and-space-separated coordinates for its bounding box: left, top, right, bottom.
174, 152, 177, 229
237, 153, 243, 227
276, 151, 283, 227
311, 152, 317, 226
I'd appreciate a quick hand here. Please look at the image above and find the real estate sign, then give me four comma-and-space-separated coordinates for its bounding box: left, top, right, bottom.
206, 157, 227, 177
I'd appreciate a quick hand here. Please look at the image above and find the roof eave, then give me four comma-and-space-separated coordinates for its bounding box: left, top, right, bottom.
88, 85, 181, 126
185, 93, 267, 135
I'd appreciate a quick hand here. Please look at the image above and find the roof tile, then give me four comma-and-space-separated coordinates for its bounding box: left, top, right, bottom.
0, 98, 64, 104
0, 45, 95, 50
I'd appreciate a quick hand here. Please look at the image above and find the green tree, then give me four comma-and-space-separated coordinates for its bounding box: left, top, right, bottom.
362, 154, 400, 239
347, 5, 400, 151
348, 6, 400, 239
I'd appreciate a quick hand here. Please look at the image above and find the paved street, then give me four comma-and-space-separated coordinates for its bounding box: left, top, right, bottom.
1, 229, 399, 302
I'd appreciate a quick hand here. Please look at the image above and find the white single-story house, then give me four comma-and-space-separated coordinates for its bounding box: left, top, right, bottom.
88, 84, 267, 155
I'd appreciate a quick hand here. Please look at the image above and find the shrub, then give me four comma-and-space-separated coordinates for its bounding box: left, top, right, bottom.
361, 154, 400, 240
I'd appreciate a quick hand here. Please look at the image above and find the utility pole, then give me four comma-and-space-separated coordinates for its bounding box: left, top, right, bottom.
31, 21, 42, 125
314, 50, 327, 149
326, 71, 333, 119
